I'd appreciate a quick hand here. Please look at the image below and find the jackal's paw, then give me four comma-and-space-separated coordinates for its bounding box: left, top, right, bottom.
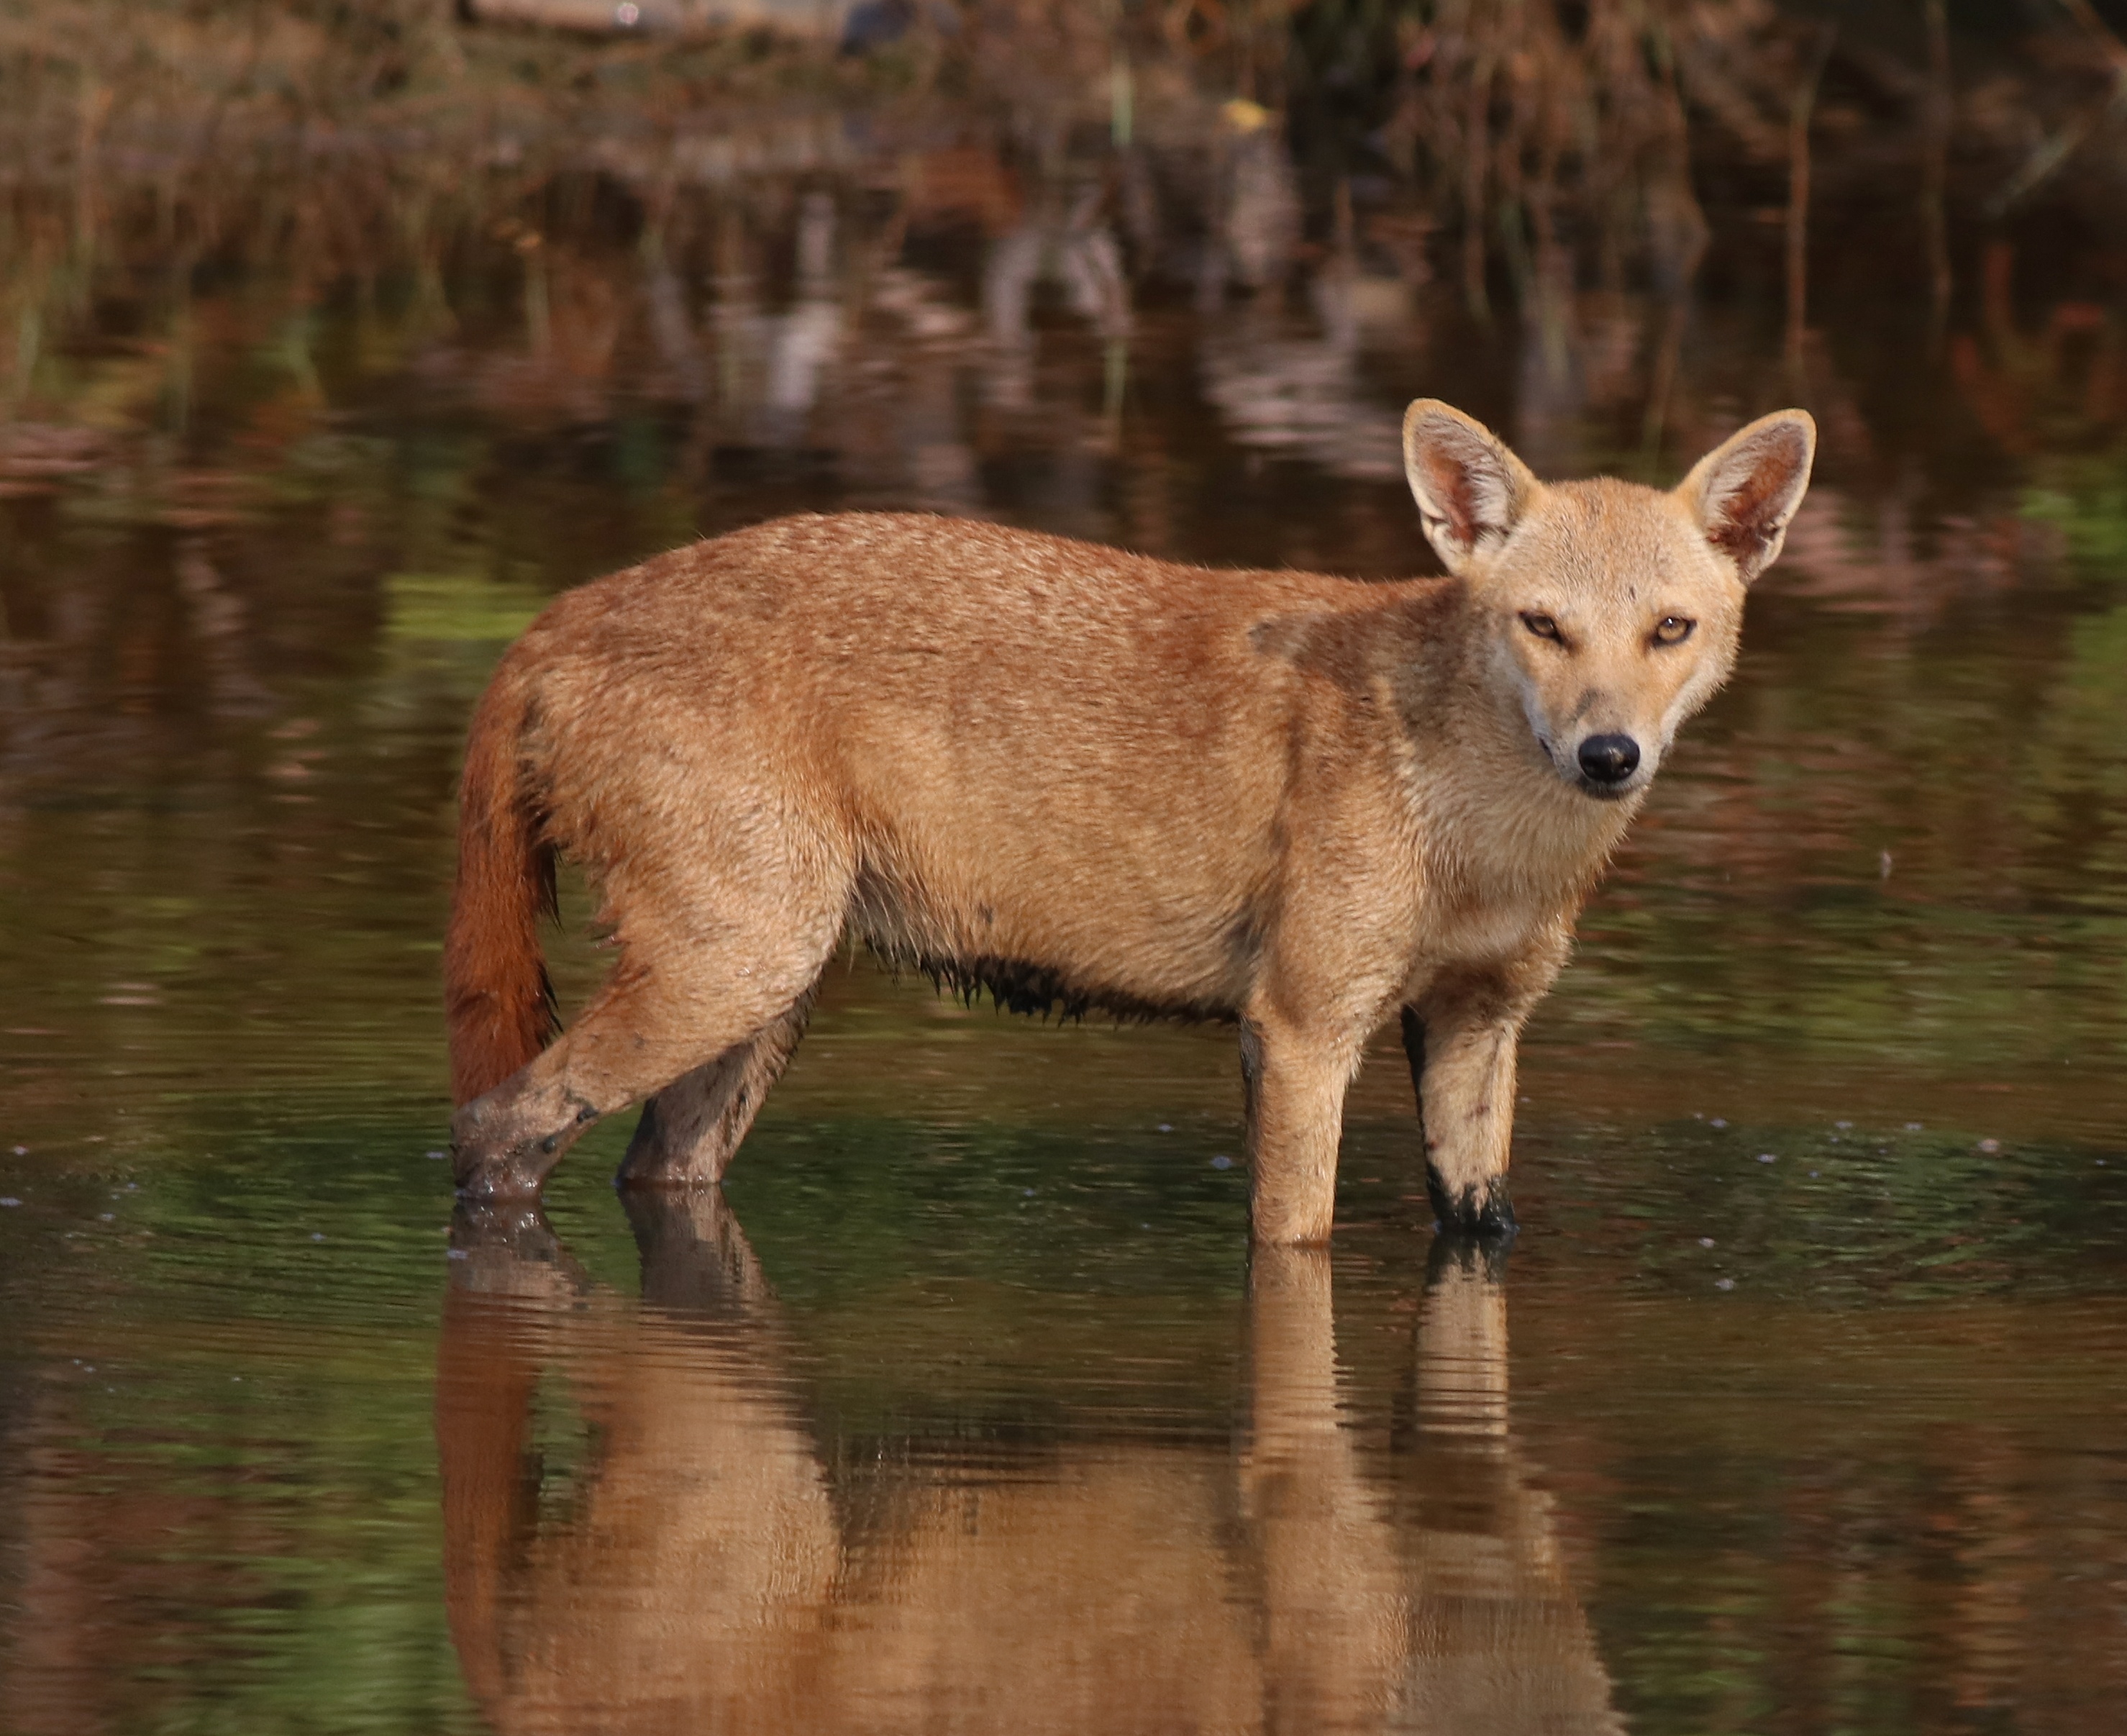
450, 1156, 550, 1202
449, 1102, 561, 1199
1428, 1173, 1518, 1240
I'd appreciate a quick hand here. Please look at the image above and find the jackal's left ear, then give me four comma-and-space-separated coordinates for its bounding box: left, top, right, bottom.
1403, 400, 1541, 575
1677, 410, 1816, 585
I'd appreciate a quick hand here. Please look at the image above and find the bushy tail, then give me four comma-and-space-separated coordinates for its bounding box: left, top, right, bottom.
445, 669, 557, 1106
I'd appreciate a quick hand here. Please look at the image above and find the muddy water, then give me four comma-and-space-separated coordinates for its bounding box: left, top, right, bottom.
3, 230, 2126, 1735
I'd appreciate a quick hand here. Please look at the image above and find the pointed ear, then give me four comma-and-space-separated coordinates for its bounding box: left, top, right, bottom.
1402, 399, 1541, 575
1676, 410, 1816, 584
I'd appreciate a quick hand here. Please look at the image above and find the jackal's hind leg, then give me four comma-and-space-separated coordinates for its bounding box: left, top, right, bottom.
451, 919, 838, 1201
618, 989, 816, 1190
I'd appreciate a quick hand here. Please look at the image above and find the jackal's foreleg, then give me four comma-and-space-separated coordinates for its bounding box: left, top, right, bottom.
1240, 1017, 1361, 1245
1401, 985, 1528, 1237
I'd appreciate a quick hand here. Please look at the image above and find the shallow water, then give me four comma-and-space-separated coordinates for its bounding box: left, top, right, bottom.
4, 206, 2127, 1734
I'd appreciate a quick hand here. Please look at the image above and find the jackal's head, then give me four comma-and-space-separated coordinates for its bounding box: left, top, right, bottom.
1402, 399, 1815, 803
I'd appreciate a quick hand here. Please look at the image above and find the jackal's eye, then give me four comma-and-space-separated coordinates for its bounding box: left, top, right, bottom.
1653, 615, 1695, 646
1520, 612, 1562, 642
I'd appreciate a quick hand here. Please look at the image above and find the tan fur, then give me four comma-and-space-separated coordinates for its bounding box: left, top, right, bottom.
445, 400, 1814, 1240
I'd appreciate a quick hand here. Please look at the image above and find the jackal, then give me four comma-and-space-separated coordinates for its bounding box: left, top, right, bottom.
445, 399, 1814, 1242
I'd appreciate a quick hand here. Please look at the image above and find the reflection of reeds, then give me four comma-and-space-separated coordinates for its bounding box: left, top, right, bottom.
4, 0, 2123, 417
1313, 0, 2127, 326
1329, 1, 1767, 317
0, 1, 851, 407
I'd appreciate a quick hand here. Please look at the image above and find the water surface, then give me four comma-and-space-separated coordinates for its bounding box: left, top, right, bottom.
4, 186, 2127, 1734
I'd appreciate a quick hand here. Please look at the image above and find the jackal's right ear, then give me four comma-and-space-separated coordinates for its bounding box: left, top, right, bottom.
1676, 409, 1817, 584
1401, 401, 1541, 575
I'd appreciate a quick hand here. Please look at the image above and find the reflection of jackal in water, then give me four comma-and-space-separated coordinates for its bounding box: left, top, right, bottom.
437, 1196, 1623, 1734
444, 401, 1813, 1240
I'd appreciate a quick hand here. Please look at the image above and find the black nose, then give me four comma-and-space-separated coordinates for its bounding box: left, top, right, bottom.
1577, 733, 1641, 784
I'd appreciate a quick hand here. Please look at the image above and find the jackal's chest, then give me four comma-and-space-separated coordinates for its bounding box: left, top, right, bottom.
1407, 886, 1562, 979
1389, 749, 1622, 953
1396, 831, 1595, 998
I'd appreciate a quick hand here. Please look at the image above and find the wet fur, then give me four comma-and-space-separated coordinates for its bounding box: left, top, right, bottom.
445, 401, 1814, 1242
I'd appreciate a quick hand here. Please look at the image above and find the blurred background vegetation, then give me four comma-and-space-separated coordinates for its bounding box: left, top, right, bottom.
1, 4, 2123, 245
2, 0, 2126, 368
6, 0, 2127, 560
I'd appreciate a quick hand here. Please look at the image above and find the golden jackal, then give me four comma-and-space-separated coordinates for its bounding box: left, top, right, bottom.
445, 399, 1814, 1242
